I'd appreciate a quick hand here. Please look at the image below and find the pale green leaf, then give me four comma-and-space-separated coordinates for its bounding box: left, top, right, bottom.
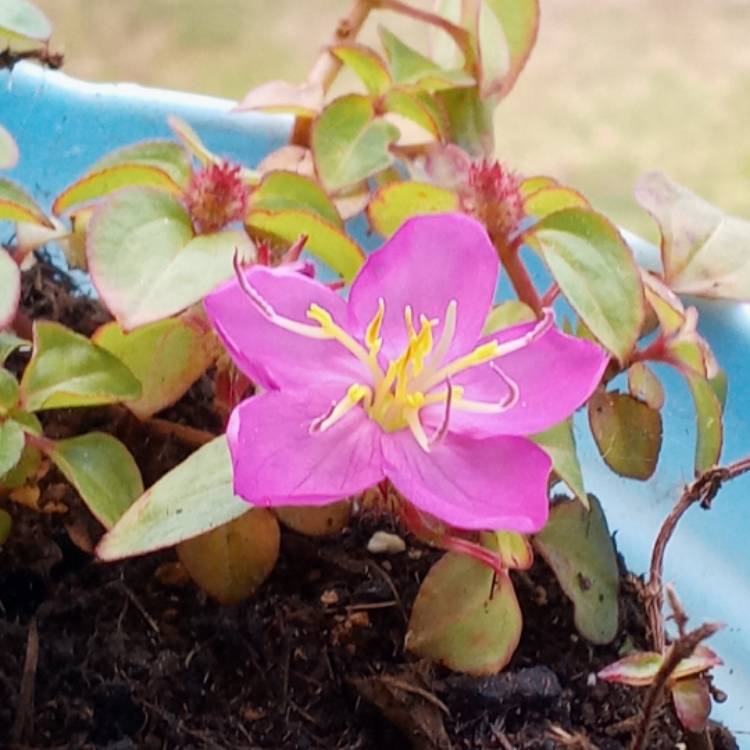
0, 418, 24, 476
532, 418, 587, 504
0, 331, 29, 364
533, 495, 619, 645
47, 433, 143, 529
0, 124, 18, 169
0, 177, 52, 227
96, 436, 248, 560
0, 0, 51, 40
482, 300, 536, 334
331, 43, 391, 96
530, 208, 644, 363
686, 374, 723, 474
93, 317, 218, 420
88, 188, 252, 329
0, 367, 19, 411
20, 321, 141, 411
249, 170, 341, 226
0, 248, 20, 329
312, 94, 400, 192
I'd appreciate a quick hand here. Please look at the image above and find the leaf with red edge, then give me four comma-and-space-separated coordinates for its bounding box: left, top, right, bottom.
406, 553, 522, 675
367, 181, 459, 238
382, 88, 446, 140
672, 645, 724, 681
635, 171, 750, 301
524, 186, 589, 220
687, 373, 724, 474
0, 178, 53, 227
93, 316, 219, 420
672, 677, 712, 733
0, 124, 18, 169
597, 651, 663, 686
0, 249, 20, 330
628, 362, 665, 410
331, 43, 391, 96
478, 0, 539, 98
519, 175, 558, 197
236, 80, 324, 117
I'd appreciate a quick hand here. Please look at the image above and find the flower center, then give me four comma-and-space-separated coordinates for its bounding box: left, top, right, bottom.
306, 299, 551, 452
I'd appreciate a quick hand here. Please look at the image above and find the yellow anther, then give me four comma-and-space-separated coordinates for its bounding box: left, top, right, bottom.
405, 392, 425, 409
365, 298, 385, 357
313, 383, 373, 433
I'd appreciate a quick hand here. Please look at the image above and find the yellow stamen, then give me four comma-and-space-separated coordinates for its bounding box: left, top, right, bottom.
312, 383, 372, 432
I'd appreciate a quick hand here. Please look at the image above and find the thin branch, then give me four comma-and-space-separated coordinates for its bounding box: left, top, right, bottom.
630, 622, 722, 750
644, 455, 750, 651
497, 240, 543, 317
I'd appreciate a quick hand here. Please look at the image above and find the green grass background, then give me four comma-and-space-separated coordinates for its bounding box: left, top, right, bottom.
35, 0, 750, 240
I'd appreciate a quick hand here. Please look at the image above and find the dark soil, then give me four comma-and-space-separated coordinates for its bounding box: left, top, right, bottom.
0, 261, 739, 749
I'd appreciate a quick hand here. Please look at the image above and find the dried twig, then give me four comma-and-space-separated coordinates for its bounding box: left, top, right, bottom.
644, 456, 750, 651
11, 618, 39, 746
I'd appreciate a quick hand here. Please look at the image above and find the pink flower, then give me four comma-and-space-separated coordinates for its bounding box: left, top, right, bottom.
205, 214, 607, 532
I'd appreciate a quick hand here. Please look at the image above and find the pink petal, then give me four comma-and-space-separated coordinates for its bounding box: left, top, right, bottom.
348, 214, 498, 361
425, 323, 608, 437
228, 390, 384, 506
381, 430, 551, 532
205, 265, 367, 391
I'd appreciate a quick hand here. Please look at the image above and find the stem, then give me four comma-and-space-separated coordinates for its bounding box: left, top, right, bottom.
631, 623, 722, 750
497, 240, 543, 317
378, 0, 475, 68
290, 0, 376, 146
540, 282, 560, 308
644, 455, 750, 651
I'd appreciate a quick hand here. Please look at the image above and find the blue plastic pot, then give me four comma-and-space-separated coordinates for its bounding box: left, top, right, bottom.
3, 61, 749, 742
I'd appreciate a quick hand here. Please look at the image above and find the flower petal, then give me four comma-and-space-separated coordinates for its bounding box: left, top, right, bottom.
382, 430, 551, 532
228, 390, 384, 506
205, 264, 367, 391
425, 323, 608, 437
348, 214, 498, 361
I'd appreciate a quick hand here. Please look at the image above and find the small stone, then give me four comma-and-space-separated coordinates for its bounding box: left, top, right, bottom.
367, 531, 407, 554
320, 589, 339, 605
587, 672, 597, 687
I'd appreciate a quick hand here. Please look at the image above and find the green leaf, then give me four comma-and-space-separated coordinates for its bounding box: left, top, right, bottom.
0, 0, 51, 40
275, 501, 351, 537
0, 367, 19, 411
0, 178, 53, 227
331, 43, 391, 96
436, 86, 494, 156
588, 391, 662, 480
379, 26, 473, 90
0, 249, 20, 329
672, 677, 712, 734
8, 408, 41, 436
46, 433, 143, 530
479, 0, 539, 98
249, 170, 341, 226
20, 321, 141, 411
635, 171, 750, 301
93, 317, 217, 420
627, 362, 665, 410
483, 300, 536, 334
88, 188, 252, 329
533, 495, 619, 645
95, 140, 191, 184
0, 508, 10, 544
490, 530, 533, 570
0, 418, 24, 476
0, 331, 29, 364
0, 124, 18, 169
382, 89, 446, 140
312, 94, 400, 192
96, 436, 248, 560
530, 208, 644, 363
367, 181, 459, 237
519, 175, 557, 197
177, 509, 280, 604
532, 418, 587, 505
247, 209, 364, 282
53, 165, 183, 216
686, 374, 723, 474
0, 442, 39, 488
672, 645, 723, 681
406, 554, 522, 674
523, 186, 589, 220
598, 651, 663, 686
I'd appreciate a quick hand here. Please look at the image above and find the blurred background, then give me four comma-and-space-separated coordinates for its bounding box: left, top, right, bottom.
33, 0, 750, 241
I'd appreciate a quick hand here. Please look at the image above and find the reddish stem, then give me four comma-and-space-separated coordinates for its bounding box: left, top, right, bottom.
497, 240, 543, 317
540, 282, 560, 308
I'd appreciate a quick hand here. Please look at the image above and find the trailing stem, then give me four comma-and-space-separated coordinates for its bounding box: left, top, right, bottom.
497, 239, 543, 317
644, 455, 750, 652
